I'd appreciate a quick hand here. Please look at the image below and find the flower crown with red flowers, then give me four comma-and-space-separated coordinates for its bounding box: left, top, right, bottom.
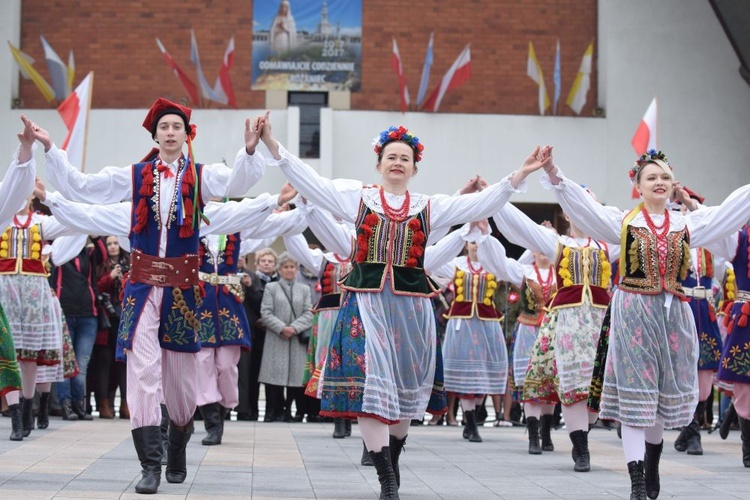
373, 126, 425, 163
629, 149, 672, 183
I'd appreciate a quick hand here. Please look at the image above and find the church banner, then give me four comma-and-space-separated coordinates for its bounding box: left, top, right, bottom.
251, 0, 362, 92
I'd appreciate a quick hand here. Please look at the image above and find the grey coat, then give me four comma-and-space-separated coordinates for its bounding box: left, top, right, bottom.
258, 279, 313, 387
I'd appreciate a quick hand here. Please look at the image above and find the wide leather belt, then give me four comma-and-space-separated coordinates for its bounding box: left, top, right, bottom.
682, 286, 714, 300
737, 290, 750, 302
129, 250, 199, 287
198, 271, 242, 286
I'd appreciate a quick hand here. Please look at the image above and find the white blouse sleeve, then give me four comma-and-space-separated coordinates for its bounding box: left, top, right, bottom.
199, 148, 267, 201
271, 143, 362, 222
306, 204, 355, 257
477, 235, 526, 287
686, 184, 750, 248
703, 232, 740, 262
240, 237, 276, 257
424, 225, 472, 276
492, 203, 559, 259
540, 168, 623, 244
45, 144, 133, 203
428, 174, 521, 231
44, 191, 131, 237
0, 145, 36, 227
200, 194, 278, 236
49, 234, 89, 266
283, 233, 323, 275
242, 207, 308, 240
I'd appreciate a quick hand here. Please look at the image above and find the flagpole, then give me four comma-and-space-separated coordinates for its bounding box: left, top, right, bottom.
81, 71, 94, 172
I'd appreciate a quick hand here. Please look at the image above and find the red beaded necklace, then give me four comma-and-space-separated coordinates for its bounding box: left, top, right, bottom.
534, 265, 554, 302
379, 187, 410, 222
641, 207, 670, 276
13, 209, 33, 229
466, 256, 483, 274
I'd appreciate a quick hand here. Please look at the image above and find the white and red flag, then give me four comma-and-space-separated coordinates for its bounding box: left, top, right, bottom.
156, 38, 200, 104
57, 71, 93, 170
391, 37, 410, 113
214, 36, 237, 108
631, 97, 657, 155
421, 44, 471, 112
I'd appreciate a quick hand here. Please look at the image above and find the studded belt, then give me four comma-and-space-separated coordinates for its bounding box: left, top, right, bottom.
129, 250, 200, 287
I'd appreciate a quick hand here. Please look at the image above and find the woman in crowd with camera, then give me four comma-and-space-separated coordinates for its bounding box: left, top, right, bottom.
90, 235, 130, 419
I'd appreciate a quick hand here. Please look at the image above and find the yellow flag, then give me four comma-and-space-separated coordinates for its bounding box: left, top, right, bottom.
8, 41, 56, 103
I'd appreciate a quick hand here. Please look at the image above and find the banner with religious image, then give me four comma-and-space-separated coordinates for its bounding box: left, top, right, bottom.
251, 0, 362, 91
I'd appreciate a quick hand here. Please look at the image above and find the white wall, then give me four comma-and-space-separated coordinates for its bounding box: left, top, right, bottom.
1, 0, 748, 211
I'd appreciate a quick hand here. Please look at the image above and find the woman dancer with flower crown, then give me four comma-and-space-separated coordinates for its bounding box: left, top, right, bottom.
257, 115, 546, 499
536, 147, 750, 500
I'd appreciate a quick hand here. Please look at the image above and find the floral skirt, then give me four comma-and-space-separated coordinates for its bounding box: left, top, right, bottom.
690, 299, 722, 371
599, 291, 698, 428
320, 288, 436, 423
0, 302, 22, 397
303, 309, 338, 388
0, 275, 61, 366
522, 311, 560, 404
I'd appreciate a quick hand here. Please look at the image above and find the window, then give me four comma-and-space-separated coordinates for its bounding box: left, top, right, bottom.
288, 92, 327, 159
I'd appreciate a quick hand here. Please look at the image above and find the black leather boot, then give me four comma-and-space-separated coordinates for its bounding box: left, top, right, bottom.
369, 446, 399, 500
739, 416, 750, 467
332, 418, 347, 438
540, 414, 555, 451
165, 419, 193, 483
389, 434, 407, 488
132, 426, 162, 494
627, 460, 646, 500
720, 402, 737, 440
644, 440, 663, 499
61, 398, 79, 421
569, 430, 590, 472
22, 397, 34, 437
526, 417, 542, 455
462, 409, 482, 442
160, 404, 169, 465
685, 420, 703, 455
200, 403, 223, 446
73, 399, 93, 421
9, 404, 23, 441
361, 441, 373, 466
344, 418, 352, 436
673, 426, 688, 452
37, 392, 50, 429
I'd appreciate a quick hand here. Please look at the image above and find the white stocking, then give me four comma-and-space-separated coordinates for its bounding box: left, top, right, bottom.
389, 420, 411, 440
358, 417, 389, 452
621, 424, 646, 463
541, 403, 555, 416
36, 382, 51, 393
644, 422, 664, 445
525, 403, 542, 419
19, 361, 38, 399
5, 389, 20, 406
460, 398, 476, 412
561, 401, 589, 433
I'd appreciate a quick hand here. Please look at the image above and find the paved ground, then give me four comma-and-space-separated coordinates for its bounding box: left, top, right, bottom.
0, 415, 748, 499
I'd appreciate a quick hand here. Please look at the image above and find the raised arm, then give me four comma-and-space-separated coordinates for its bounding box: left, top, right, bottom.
242, 206, 308, 240
201, 194, 277, 236
541, 165, 623, 244
305, 203, 355, 257
687, 184, 750, 248
200, 147, 267, 201
477, 234, 526, 288
492, 203, 559, 259
0, 147, 35, 228
44, 191, 131, 237
49, 234, 89, 266
424, 225, 472, 276
283, 233, 324, 275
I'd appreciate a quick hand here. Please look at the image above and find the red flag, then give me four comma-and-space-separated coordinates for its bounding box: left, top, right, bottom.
391, 38, 410, 113
216, 36, 237, 108
630, 97, 657, 198
421, 44, 471, 112
57, 71, 93, 170
156, 38, 200, 104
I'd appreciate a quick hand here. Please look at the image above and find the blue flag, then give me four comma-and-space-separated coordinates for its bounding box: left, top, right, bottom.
416, 33, 434, 107
553, 39, 561, 115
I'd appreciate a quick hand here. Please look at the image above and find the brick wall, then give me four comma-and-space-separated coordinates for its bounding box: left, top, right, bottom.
18, 0, 597, 116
